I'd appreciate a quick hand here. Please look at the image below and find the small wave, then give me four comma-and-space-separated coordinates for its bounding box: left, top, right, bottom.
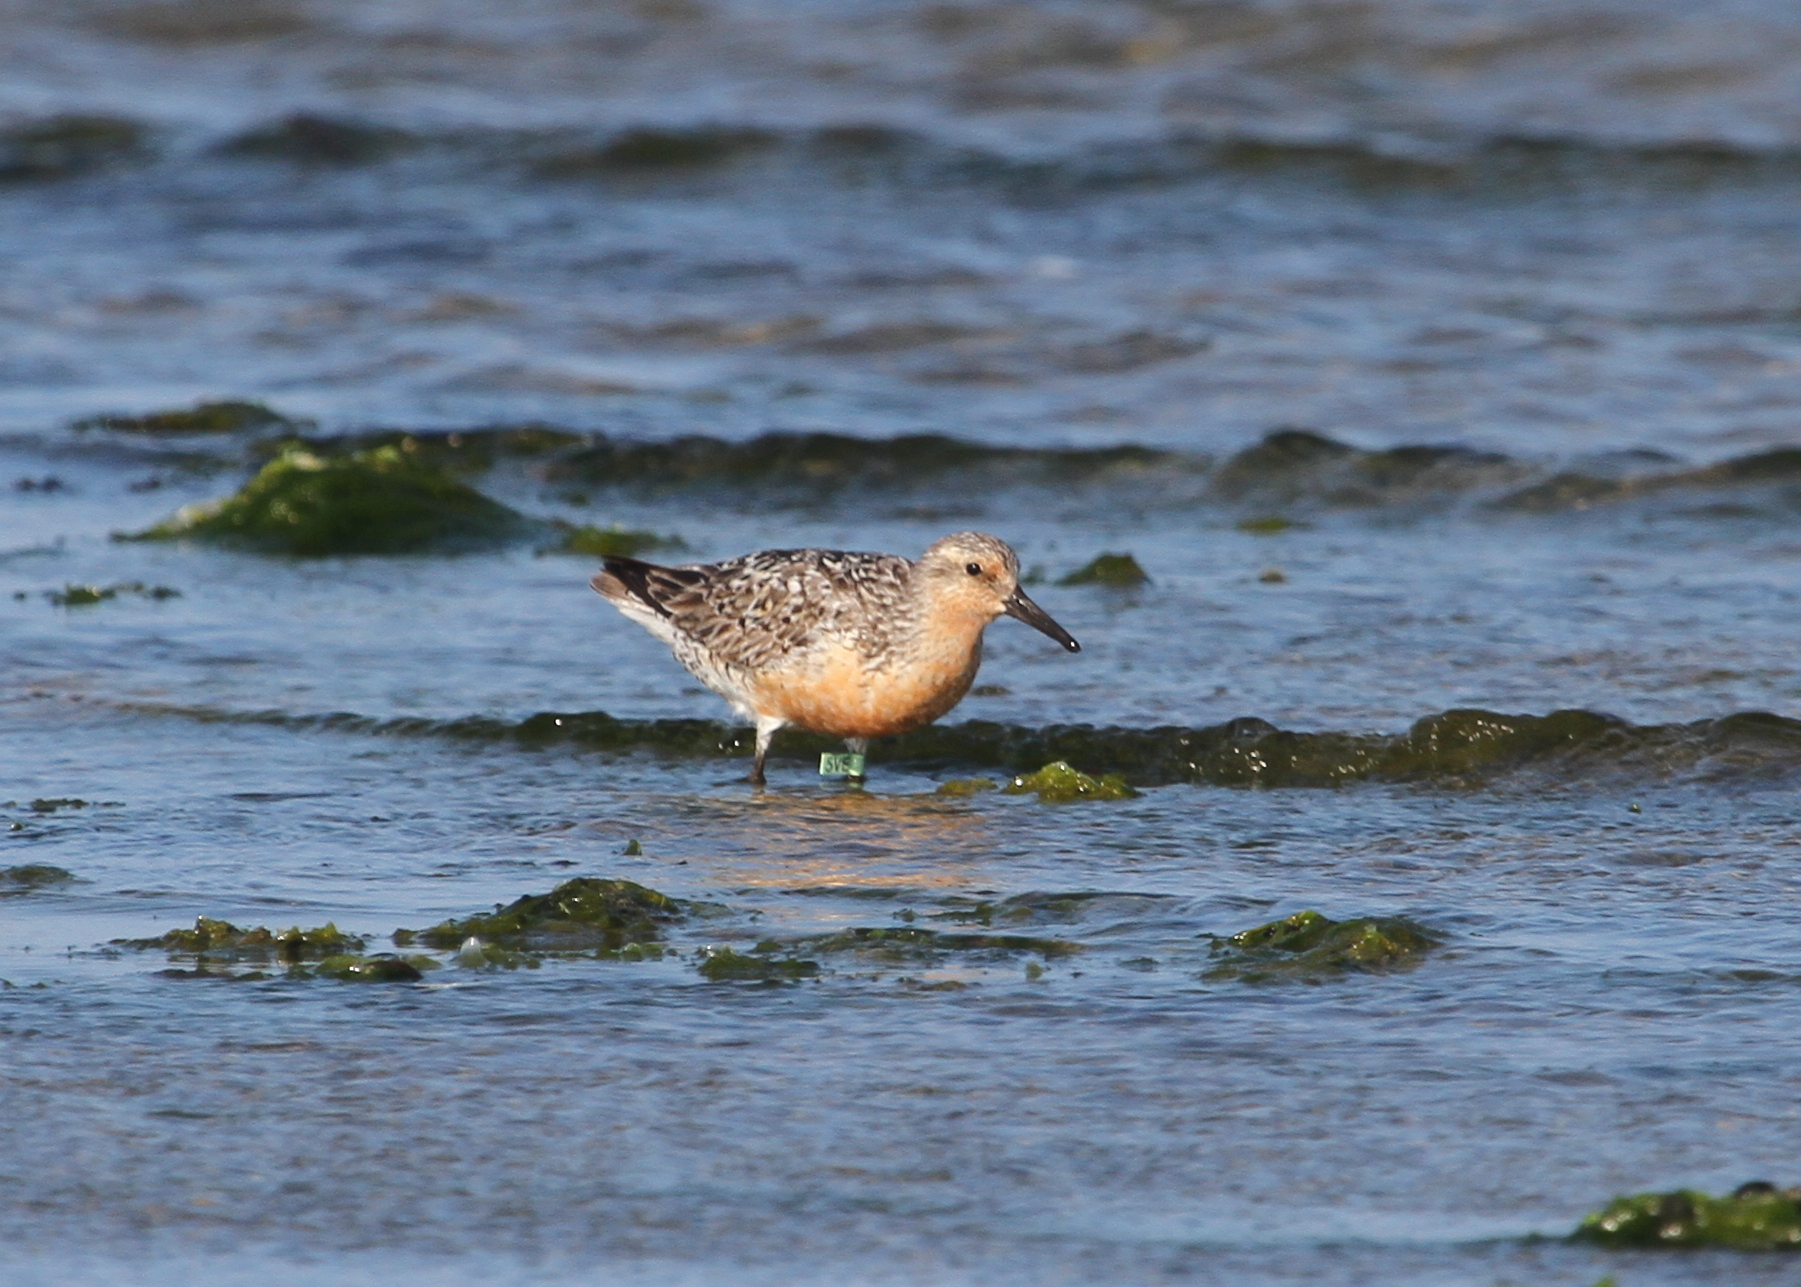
71, 108, 1801, 196
120, 703, 1801, 788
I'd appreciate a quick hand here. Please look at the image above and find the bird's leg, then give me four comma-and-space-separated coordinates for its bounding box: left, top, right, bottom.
750, 717, 784, 786
844, 737, 869, 785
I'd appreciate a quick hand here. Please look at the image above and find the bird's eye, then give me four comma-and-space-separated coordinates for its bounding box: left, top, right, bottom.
965, 562, 982, 576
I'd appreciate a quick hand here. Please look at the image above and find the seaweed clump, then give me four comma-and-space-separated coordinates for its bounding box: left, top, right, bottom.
1204, 910, 1439, 982
545, 430, 1183, 501
311, 955, 427, 982
697, 945, 821, 982
931, 890, 1168, 928
75, 400, 304, 435
702, 923, 1080, 984
121, 916, 365, 962
220, 114, 415, 165
0, 865, 78, 892
399, 877, 683, 953
1058, 553, 1149, 587
127, 445, 528, 555
26, 798, 95, 813
1574, 1183, 1801, 1250
1003, 761, 1138, 802
1208, 429, 1515, 506
796, 925, 1079, 965
0, 115, 149, 182
537, 126, 777, 176
118, 916, 431, 982
539, 522, 685, 558
935, 777, 998, 797
44, 582, 180, 606
294, 427, 586, 473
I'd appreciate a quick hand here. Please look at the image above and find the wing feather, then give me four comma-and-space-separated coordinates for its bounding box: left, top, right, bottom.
597, 548, 914, 672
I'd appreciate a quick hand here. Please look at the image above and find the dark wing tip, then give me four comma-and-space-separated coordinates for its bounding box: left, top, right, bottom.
597, 556, 674, 619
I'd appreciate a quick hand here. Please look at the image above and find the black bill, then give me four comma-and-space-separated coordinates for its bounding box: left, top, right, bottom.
1003, 589, 1081, 653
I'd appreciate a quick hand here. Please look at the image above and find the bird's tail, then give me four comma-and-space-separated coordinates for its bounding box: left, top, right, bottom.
590, 557, 671, 618
591, 556, 707, 620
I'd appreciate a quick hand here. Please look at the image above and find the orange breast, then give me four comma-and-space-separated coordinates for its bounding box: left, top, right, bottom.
749, 638, 982, 739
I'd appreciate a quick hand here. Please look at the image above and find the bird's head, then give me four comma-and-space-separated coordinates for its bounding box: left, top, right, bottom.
917, 532, 1080, 653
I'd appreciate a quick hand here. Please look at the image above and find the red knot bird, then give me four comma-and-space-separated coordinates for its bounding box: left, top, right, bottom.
591, 531, 1080, 784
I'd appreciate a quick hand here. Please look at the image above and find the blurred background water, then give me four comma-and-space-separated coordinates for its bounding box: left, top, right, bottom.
5, 2, 1801, 1284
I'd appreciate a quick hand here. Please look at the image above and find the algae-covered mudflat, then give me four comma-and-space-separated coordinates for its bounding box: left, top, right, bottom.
8, 2, 1801, 1285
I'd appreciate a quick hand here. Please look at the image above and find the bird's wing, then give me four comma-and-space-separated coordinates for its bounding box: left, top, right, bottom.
598, 549, 912, 671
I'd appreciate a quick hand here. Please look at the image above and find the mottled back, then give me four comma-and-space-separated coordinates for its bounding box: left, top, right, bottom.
598, 547, 916, 673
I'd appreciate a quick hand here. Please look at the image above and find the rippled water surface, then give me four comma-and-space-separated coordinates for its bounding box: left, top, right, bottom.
6, 2, 1801, 1284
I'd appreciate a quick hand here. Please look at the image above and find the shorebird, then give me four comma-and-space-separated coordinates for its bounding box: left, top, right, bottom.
591, 532, 1080, 784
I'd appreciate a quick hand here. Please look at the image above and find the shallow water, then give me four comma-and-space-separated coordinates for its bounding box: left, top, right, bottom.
6, 2, 1801, 1284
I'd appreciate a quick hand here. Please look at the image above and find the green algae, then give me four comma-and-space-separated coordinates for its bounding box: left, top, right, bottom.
1237, 515, 1298, 534
0, 114, 149, 182
932, 890, 1169, 928
154, 966, 272, 982
156, 953, 435, 983
117, 917, 443, 982
121, 917, 366, 963
1210, 429, 1516, 506
0, 865, 77, 892
544, 430, 1184, 498
140, 702, 1801, 789
1493, 471, 1631, 512
796, 926, 1080, 964
697, 946, 821, 982
53, 583, 111, 607
603, 941, 666, 961
539, 522, 685, 558
45, 582, 180, 607
401, 876, 682, 952
220, 114, 416, 165
312, 953, 432, 982
935, 778, 998, 797
537, 126, 778, 175
453, 937, 541, 970
76, 400, 303, 435
127, 445, 528, 555
1204, 910, 1440, 982
1494, 446, 1801, 513
230, 423, 1209, 504
1574, 1183, 1801, 1250
1058, 553, 1149, 587
1003, 761, 1138, 803
710, 919, 1082, 974
27, 798, 93, 813
290, 426, 586, 474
